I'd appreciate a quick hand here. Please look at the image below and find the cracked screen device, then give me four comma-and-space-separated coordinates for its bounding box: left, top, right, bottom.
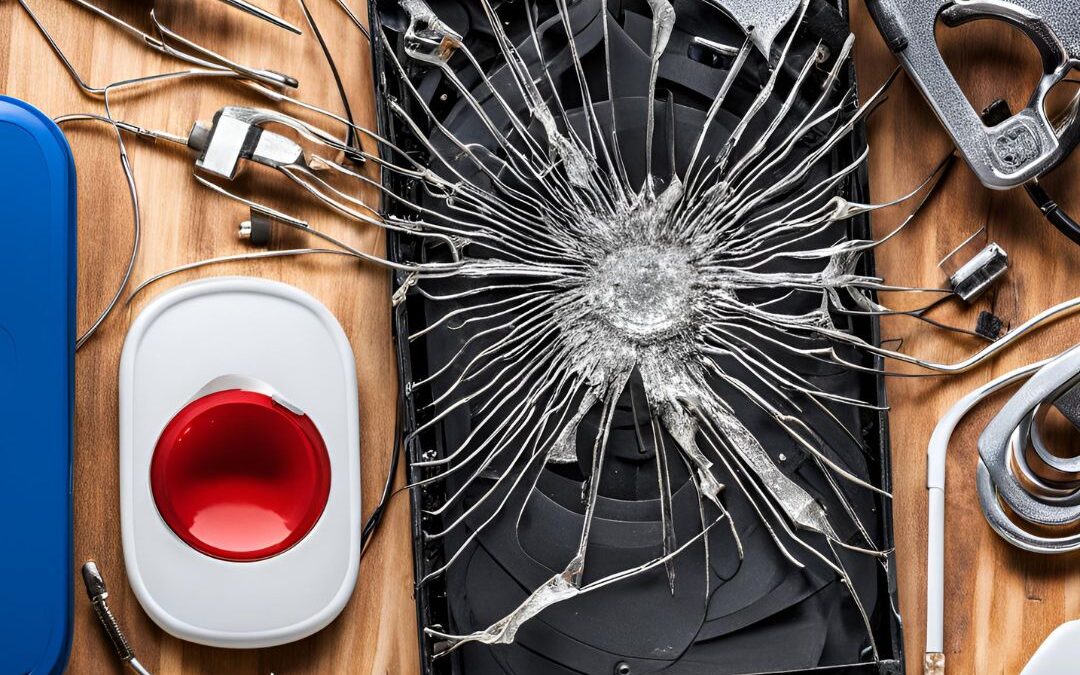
374, 1, 904, 674
0, 96, 76, 674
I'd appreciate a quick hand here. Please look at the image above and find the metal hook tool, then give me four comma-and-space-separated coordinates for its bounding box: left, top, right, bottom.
867, 0, 1080, 190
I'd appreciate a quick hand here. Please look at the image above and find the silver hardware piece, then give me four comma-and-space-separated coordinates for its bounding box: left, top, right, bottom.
400, 0, 462, 65
867, 0, 1080, 190
977, 345, 1080, 553
948, 242, 1009, 302
704, 0, 803, 60
1055, 384, 1080, 429
82, 562, 152, 675
189, 107, 309, 179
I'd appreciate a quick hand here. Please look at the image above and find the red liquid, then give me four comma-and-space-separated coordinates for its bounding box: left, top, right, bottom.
151, 390, 331, 562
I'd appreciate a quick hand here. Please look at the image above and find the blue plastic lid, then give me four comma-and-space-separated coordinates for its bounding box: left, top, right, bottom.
0, 96, 76, 673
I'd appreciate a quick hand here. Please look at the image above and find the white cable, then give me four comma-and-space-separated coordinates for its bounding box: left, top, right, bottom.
924, 359, 1049, 675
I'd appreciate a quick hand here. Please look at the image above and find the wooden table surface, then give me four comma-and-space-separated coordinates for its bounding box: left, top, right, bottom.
1, 1, 1077, 673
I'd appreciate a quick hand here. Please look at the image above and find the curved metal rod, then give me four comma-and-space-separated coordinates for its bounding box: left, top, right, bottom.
126, 248, 357, 302
193, 174, 464, 275
53, 113, 142, 351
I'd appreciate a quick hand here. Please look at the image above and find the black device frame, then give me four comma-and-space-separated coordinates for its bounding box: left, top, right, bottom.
370, 1, 906, 672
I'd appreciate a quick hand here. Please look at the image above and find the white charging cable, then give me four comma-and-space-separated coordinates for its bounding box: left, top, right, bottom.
924, 359, 1049, 675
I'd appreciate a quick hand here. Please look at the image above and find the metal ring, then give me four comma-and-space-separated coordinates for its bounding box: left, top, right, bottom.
977, 460, 1080, 554
1008, 422, 1080, 503
977, 346, 1080, 553
1029, 398, 1080, 475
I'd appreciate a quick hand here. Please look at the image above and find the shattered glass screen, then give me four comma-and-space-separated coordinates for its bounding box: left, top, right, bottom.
373, 0, 905, 672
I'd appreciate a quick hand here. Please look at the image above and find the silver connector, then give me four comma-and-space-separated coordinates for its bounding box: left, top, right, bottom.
924, 651, 945, 675
948, 243, 1009, 303
81, 561, 135, 664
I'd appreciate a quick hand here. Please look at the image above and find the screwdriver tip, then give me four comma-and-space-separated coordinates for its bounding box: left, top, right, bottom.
81, 561, 108, 601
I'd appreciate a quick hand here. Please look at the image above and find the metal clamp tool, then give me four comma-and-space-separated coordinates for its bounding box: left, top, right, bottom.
867, 0, 1080, 190
977, 345, 1080, 553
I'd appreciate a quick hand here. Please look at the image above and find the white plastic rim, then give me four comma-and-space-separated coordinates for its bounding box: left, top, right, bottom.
119, 277, 361, 648
1022, 621, 1080, 675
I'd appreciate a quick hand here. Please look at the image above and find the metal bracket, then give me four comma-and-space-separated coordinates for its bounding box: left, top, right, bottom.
866, 0, 1080, 190
948, 242, 1009, 302
703, 0, 802, 60
189, 108, 307, 179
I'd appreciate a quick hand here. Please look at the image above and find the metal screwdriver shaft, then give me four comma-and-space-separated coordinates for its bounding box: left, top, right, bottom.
81, 562, 151, 675
217, 0, 301, 34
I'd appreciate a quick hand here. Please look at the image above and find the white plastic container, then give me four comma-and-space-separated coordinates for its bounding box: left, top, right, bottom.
119, 277, 361, 648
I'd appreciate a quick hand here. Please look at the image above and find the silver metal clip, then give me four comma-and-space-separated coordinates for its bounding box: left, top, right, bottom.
400, 0, 462, 65
189, 115, 304, 179
939, 228, 1010, 303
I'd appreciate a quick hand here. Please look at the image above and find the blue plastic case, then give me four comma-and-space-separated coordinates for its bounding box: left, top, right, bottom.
0, 96, 76, 673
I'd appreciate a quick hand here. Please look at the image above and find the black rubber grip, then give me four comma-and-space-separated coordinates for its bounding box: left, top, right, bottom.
1025, 182, 1080, 247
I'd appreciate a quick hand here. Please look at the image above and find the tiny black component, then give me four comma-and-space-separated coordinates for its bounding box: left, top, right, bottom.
247, 212, 273, 247
976, 311, 1004, 341
981, 99, 1012, 127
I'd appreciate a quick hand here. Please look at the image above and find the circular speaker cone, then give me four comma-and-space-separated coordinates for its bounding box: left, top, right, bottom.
151, 389, 331, 562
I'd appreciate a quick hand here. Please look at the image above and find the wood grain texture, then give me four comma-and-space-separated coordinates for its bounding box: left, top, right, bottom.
852, 4, 1080, 675
3, 1, 416, 673
0, 2, 1077, 673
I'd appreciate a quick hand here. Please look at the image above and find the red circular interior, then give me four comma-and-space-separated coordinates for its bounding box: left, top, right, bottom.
150, 389, 331, 562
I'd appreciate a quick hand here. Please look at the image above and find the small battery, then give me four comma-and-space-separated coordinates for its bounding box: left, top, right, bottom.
948, 242, 1009, 303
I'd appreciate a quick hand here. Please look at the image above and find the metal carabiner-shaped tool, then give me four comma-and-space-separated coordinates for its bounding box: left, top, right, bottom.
977, 345, 1080, 554
867, 0, 1080, 190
